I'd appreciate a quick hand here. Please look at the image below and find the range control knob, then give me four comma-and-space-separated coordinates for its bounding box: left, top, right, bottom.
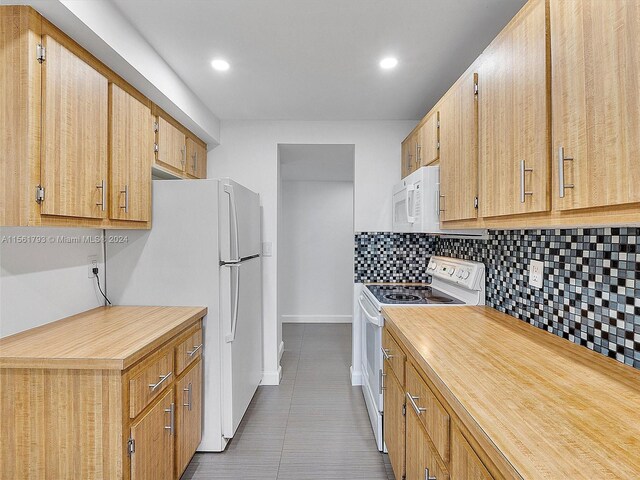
449, 268, 455, 276
462, 270, 470, 280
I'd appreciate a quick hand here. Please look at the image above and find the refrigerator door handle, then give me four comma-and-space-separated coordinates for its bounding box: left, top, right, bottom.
225, 263, 241, 343
224, 183, 241, 263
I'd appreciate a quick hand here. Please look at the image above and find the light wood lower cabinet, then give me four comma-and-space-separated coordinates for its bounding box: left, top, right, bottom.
130, 388, 175, 480
451, 426, 493, 480
384, 364, 405, 480
383, 326, 495, 480
175, 358, 203, 478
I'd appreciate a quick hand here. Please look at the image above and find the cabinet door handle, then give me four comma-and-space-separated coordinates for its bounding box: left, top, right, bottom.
519, 160, 533, 203
381, 347, 394, 361
187, 344, 202, 358
194, 150, 198, 172
416, 143, 422, 165
183, 382, 192, 411
425, 467, 437, 480
120, 185, 129, 213
96, 180, 106, 211
149, 371, 172, 391
406, 391, 427, 415
181, 145, 186, 167
164, 402, 175, 435
557, 146, 574, 198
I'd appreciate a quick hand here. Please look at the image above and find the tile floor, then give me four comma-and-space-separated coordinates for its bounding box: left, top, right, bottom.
181, 323, 395, 480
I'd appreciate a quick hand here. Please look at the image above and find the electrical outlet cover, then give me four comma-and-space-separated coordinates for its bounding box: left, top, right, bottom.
529, 259, 544, 289
88, 255, 98, 278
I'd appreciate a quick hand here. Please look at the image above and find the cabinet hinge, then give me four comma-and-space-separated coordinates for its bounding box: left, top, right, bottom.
153, 121, 159, 133
474, 196, 479, 209
35, 185, 45, 204
402, 403, 406, 417
154, 143, 159, 153
127, 438, 135, 456
474, 82, 479, 96
36, 43, 45, 63
437, 142, 440, 150
437, 120, 440, 128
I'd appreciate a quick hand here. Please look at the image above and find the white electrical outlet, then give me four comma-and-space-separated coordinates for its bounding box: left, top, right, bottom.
529, 259, 544, 289
88, 255, 98, 278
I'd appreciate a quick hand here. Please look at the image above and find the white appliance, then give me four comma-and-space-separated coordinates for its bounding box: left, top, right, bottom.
106, 179, 263, 452
392, 166, 486, 236
359, 256, 485, 451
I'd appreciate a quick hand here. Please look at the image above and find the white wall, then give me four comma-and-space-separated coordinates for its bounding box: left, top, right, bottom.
280, 180, 354, 323
0, 227, 106, 337
209, 120, 415, 384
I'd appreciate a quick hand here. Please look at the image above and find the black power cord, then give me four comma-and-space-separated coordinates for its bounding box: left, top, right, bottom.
93, 267, 112, 306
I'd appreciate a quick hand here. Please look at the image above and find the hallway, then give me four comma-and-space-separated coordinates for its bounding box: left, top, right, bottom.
182, 324, 394, 479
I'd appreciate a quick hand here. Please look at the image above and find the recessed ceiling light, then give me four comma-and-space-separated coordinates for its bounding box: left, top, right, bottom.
379, 57, 398, 69
211, 59, 230, 71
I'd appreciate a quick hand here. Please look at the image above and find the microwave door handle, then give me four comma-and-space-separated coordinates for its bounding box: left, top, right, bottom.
224, 184, 241, 262
406, 185, 416, 224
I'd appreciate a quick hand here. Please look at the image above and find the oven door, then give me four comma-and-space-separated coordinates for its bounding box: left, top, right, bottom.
358, 292, 384, 450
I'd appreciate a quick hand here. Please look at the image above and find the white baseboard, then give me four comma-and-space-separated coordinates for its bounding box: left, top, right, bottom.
261, 366, 282, 386
281, 314, 353, 324
278, 341, 284, 362
350, 366, 363, 386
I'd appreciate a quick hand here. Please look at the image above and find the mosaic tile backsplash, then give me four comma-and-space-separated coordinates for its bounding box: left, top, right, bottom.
354, 228, 640, 369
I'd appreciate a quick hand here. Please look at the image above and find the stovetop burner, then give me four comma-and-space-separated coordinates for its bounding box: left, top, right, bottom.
383, 293, 422, 302
365, 283, 464, 306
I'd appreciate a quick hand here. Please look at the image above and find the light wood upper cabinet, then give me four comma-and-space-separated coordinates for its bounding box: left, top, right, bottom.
156, 115, 186, 173
418, 112, 440, 167
401, 132, 416, 178
439, 70, 479, 222
479, 0, 550, 218
384, 365, 406, 480
130, 388, 175, 480
551, 0, 640, 211
109, 84, 153, 222
40, 34, 108, 220
451, 426, 493, 480
186, 137, 207, 179
175, 358, 203, 478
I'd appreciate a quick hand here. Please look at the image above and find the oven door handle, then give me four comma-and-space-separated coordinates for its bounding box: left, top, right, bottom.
358, 295, 384, 327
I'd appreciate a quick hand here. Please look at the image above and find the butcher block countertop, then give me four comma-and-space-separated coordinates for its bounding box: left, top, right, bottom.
0, 306, 207, 370
382, 305, 640, 479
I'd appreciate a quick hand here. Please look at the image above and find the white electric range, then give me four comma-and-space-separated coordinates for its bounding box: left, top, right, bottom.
358, 256, 486, 451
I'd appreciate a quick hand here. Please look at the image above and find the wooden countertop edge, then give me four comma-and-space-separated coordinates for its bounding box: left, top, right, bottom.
383, 307, 523, 480
0, 306, 207, 370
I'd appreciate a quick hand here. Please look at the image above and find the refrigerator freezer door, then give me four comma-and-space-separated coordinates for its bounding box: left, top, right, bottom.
219, 179, 261, 262
220, 256, 263, 438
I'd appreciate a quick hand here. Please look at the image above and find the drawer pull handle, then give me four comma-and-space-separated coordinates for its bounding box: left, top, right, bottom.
381, 347, 394, 360
380, 369, 386, 393
406, 392, 427, 415
149, 371, 172, 391
183, 382, 193, 411
187, 343, 203, 357
425, 467, 436, 480
164, 402, 175, 435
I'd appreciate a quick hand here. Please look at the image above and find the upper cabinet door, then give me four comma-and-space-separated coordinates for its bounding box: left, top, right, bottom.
41, 34, 108, 219
551, 0, 640, 211
479, 0, 550, 218
439, 70, 479, 222
156, 116, 186, 173
401, 133, 415, 179
109, 84, 153, 222
185, 137, 207, 179
418, 112, 439, 167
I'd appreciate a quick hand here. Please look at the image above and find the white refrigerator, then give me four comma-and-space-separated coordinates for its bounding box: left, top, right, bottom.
106, 178, 263, 452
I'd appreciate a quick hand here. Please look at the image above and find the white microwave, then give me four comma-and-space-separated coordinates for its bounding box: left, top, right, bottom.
392, 166, 486, 237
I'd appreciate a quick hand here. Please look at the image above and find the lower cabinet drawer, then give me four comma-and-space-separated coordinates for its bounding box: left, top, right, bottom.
406, 401, 450, 480
175, 325, 203, 375
383, 327, 406, 385
406, 362, 451, 463
130, 347, 174, 418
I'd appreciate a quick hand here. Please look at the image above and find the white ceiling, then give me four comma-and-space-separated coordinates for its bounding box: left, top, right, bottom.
279, 144, 354, 182
111, 0, 526, 121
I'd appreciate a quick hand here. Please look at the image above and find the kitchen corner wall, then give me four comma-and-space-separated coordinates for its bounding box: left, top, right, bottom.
0, 227, 106, 337
354, 228, 640, 370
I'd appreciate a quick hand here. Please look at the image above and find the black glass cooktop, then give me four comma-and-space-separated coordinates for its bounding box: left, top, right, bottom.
365, 284, 463, 305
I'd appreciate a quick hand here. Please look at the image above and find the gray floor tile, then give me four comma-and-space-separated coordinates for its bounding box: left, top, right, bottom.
181, 324, 394, 480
